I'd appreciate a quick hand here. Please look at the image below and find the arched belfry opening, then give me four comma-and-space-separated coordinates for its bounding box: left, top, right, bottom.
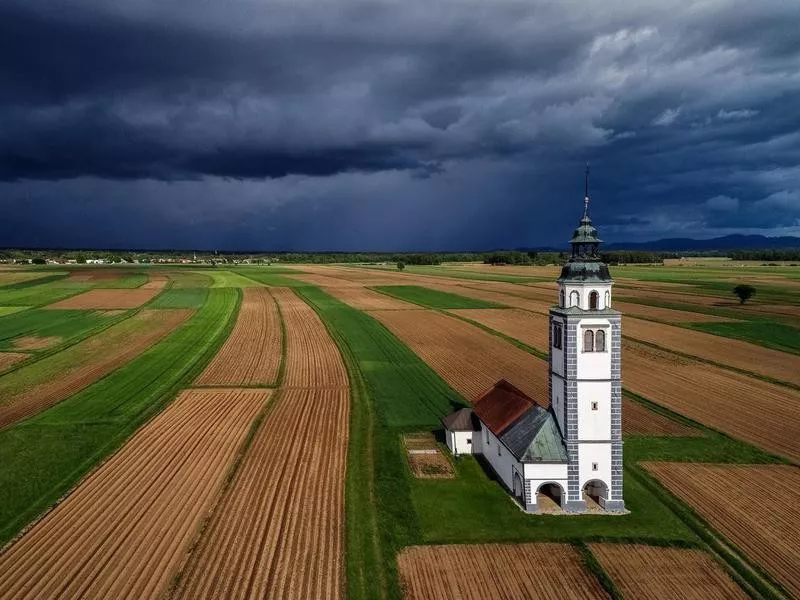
589, 290, 599, 310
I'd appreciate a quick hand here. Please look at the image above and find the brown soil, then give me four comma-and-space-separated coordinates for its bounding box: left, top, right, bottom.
624, 340, 800, 462
0, 309, 192, 430
622, 398, 701, 437
196, 287, 282, 386
272, 288, 349, 389
323, 286, 418, 310
450, 308, 550, 350
0, 388, 269, 599
47, 275, 168, 309
0, 353, 28, 373
408, 451, 454, 479
98, 309, 127, 317
11, 335, 63, 350
643, 463, 800, 598
624, 316, 800, 386
172, 386, 349, 599
613, 301, 734, 323
371, 309, 548, 403
589, 544, 749, 599
66, 270, 127, 283
404, 432, 438, 450
397, 543, 609, 599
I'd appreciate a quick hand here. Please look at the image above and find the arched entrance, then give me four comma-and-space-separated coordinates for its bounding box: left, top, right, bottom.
513, 473, 524, 501
583, 480, 609, 509
536, 482, 564, 513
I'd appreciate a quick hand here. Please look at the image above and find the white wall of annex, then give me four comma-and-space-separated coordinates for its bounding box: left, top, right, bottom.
479, 425, 522, 492
451, 431, 476, 455
577, 380, 611, 440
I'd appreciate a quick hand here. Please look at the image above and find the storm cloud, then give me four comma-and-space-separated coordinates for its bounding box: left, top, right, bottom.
1, 0, 799, 249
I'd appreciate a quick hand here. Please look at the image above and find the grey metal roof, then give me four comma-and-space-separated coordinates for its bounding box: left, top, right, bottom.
442, 408, 479, 431
499, 405, 568, 463
557, 260, 612, 283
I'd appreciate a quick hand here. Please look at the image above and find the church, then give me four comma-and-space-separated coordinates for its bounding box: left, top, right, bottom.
442, 186, 625, 514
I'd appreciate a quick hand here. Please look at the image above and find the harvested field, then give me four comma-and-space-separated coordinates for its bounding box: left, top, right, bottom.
0, 388, 269, 600
625, 317, 800, 386
450, 308, 550, 350
173, 388, 349, 600
272, 288, 348, 389
371, 309, 548, 402
622, 398, 701, 437
643, 463, 800, 598
0, 353, 27, 373
397, 543, 609, 599
613, 301, 734, 323
196, 287, 282, 386
288, 273, 364, 287
10, 335, 62, 350
47, 274, 168, 309
66, 270, 127, 283
0, 309, 192, 430
408, 451, 454, 479
624, 342, 800, 462
322, 285, 418, 310
589, 544, 748, 599
0, 272, 56, 287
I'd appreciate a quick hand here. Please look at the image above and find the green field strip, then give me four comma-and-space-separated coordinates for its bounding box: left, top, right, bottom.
365, 264, 545, 284
149, 287, 210, 309
0, 307, 28, 318
167, 270, 213, 288
232, 269, 309, 288
0, 273, 69, 290
296, 286, 466, 428
0, 279, 92, 307
0, 287, 240, 545
204, 270, 265, 288
372, 285, 506, 310
689, 321, 800, 355
0, 309, 127, 351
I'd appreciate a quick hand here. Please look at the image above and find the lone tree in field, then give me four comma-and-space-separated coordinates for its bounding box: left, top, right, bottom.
397, 261, 405, 271
733, 284, 756, 304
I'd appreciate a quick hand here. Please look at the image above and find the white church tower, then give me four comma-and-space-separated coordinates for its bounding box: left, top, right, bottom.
548, 167, 625, 512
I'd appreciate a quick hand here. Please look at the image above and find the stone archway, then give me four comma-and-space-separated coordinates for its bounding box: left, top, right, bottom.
583, 479, 609, 509
536, 482, 565, 513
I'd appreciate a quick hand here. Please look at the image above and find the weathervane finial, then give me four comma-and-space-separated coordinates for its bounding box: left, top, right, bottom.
583, 162, 590, 218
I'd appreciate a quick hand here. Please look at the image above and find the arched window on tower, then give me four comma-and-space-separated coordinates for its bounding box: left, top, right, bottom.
560, 289, 566, 308
589, 290, 599, 310
570, 291, 579, 307
595, 329, 606, 352
583, 329, 594, 352
605, 291, 610, 309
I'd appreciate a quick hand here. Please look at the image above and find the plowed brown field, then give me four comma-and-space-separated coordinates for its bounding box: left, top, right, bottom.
0, 388, 270, 600
47, 274, 168, 309
66, 270, 127, 283
371, 310, 548, 402
625, 342, 800, 462
0, 352, 27, 373
323, 286, 418, 310
0, 309, 192, 430
172, 388, 348, 599
11, 335, 62, 350
589, 544, 747, 599
450, 308, 550, 350
624, 317, 799, 386
272, 288, 348, 388
622, 398, 701, 436
196, 287, 282, 386
398, 543, 609, 599
613, 301, 734, 323
643, 463, 800, 598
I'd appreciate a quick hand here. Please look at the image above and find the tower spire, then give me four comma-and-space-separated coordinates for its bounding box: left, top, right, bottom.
583, 163, 590, 218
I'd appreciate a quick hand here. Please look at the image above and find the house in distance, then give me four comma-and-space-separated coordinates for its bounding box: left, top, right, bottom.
443, 181, 625, 514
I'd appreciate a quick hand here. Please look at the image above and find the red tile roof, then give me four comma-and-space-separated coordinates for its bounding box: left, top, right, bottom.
473, 379, 537, 436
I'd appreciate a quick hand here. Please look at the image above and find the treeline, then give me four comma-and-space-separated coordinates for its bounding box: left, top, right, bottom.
729, 249, 800, 261
483, 250, 666, 265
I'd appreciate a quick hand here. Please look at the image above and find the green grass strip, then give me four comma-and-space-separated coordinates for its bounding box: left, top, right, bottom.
690, 321, 800, 355
373, 285, 506, 310
0, 287, 240, 545
0, 309, 122, 351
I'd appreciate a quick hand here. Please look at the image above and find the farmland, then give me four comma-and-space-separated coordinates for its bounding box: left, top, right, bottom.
0, 261, 798, 600
588, 544, 749, 599
0, 387, 269, 599
397, 544, 610, 599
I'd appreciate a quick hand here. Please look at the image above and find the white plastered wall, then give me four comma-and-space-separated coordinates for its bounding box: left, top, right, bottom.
578, 443, 612, 498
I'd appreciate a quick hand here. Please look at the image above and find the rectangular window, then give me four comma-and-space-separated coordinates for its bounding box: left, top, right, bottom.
466, 439, 472, 445
497, 444, 501, 456
592, 462, 598, 471
552, 323, 563, 350
591, 401, 598, 411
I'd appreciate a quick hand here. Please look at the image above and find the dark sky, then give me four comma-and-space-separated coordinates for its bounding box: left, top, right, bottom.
1, 0, 799, 251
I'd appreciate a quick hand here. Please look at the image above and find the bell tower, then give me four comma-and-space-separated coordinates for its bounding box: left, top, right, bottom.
548, 165, 625, 513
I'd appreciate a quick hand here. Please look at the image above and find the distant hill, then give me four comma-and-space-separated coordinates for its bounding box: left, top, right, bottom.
604, 234, 800, 252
